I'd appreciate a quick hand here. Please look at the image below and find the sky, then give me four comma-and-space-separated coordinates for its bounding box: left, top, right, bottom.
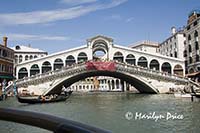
0, 0, 199, 54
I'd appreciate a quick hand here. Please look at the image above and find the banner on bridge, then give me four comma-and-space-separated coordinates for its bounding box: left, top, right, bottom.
86, 61, 116, 71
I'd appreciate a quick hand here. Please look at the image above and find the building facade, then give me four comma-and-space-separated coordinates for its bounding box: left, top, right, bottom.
184, 10, 200, 82
0, 37, 14, 83
11, 45, 48, 65
70, 76, 138, 92
130, 40, 159, 53
159, 27, 185, 60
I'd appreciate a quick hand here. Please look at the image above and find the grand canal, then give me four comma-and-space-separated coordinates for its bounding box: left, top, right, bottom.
0, 93, 200, 133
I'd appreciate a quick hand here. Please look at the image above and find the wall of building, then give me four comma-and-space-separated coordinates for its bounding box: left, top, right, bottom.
184, 11, 200, 74
159, 29, 185, 60
0, 37, 14, 82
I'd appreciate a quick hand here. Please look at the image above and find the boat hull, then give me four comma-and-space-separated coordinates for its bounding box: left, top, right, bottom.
17, 91, 73, 104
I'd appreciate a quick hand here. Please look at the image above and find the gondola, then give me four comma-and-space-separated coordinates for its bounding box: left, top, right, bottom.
17, 91, 73, 104
192, 92, 200, 98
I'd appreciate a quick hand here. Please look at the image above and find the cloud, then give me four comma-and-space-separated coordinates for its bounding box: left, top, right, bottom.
110, 14, 122, 20
60, 0, 97, 5
0, 0, 127, 25
126, 17, 134, 22
1, 33, 69, 41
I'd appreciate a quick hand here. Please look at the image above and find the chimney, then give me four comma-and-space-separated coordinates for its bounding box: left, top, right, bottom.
3, 36, 8, 47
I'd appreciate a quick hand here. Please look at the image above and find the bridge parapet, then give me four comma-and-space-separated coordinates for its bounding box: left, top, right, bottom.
15, 61, 199, 91
116, 62, 188, 84
16, 63, 87, 87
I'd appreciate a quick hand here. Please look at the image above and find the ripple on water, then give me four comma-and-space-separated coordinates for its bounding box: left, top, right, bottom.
0, 93, 200, 133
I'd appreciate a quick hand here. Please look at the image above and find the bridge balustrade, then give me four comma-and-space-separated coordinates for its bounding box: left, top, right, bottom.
15, 61, 197, 89
116, 62, 187, 84
16, 64, 87, 87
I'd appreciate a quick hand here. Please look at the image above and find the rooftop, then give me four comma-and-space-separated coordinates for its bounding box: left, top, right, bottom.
10, 45, 47, 53
188, 10, 200, 17
129, 40, 159, 48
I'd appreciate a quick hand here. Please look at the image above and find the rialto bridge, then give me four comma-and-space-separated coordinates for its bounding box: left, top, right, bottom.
13, 35, 197, 94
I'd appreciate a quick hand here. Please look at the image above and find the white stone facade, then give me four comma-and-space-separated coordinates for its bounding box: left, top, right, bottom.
159, 27, 185, 60
11, 45, 48, 65
130, 40, 159, 53
15, 35, 185, 80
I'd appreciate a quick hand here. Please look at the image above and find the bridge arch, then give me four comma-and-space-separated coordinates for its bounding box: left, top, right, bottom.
77, 52, 88, 63
42, 61, 52, 73
113, 51, 124, 62
150, 59, 159, 71
18, 67, 28, 79
30, 64, 40, 76
92, 40, 108, 60
65, 55, 76, 66
54, 58, 64, 70
173, 64, 183, 76
125, 54, 135, 65
161, 62, 171, 74
45, 70, 159, 95
138, 56, 148, 68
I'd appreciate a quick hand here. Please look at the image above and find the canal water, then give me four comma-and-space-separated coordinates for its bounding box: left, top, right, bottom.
0, 93, 200, 133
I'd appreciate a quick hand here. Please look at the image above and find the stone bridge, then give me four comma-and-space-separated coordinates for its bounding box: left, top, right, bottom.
14, 61, 197, 95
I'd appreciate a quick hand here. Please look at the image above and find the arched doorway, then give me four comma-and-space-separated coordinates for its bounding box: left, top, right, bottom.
125, 54, 136, 65
138, 56, 148, 68
150, 59, 159, 71
54, 58, 64, 70
18, 67, 28, 79
113, 52, 124, 62
66, 55, 76, 66
161, 62, 171, 74
77, 52, 88, 63
30, 64, 40, 76
42, 61, 52, 73
173, 64, 183, 76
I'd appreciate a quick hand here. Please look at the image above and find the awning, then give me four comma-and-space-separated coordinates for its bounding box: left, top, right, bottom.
0, 75, 14, 79
186, 71, 200, 77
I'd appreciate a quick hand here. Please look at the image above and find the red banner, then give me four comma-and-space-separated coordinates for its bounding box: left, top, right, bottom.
86, 61, 116, 71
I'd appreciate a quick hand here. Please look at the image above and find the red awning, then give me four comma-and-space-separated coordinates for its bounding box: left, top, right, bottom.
186, 71, 200, 77
86, 61, 116, 71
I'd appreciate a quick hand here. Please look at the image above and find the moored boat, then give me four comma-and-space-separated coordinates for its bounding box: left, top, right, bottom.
174, 93, 192, 98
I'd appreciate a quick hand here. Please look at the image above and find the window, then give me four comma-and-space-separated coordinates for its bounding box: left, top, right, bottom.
188, 35, 191, 41
189, 45, 192, 53
187, 25, 190, 30
194, 31, 198, 37
194, 21, 198, 26
174, 52, 177, 58
196, 55, 200, 62
184, 50, 187, 57
189, 57, 193, 64
195, 42, 199, 50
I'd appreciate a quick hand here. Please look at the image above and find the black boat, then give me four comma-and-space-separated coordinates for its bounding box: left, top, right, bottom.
193, 92, 200, 98
17, 91, 73, 104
